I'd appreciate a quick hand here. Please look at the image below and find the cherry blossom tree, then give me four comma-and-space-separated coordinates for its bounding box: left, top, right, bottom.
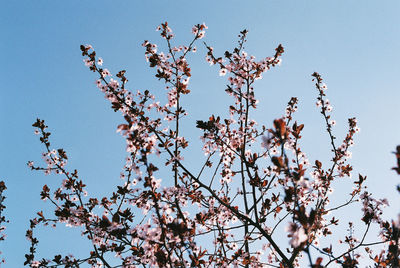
2, 22, 398, 267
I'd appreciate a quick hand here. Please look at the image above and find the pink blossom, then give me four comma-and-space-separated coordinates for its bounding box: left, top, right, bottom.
101, 69, 111, 77
219, 68, 227, 76
286, 223, 308, 248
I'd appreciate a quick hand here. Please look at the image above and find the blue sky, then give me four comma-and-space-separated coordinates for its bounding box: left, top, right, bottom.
1, 1, 400, 266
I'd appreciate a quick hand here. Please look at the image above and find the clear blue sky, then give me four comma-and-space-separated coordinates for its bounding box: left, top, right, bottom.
1, 1, 399, 266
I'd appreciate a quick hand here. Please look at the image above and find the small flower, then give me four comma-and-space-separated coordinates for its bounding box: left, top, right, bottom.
286, 223, 308, 248
31, 260, 41, 268
261, 135, 271, 150
330, 120, 336, 126
97, 58, 103, 66
102, 69, 111, 77
198, 31, 205, 39
95, 79, 102, 88
182, 77, 190, 85
270, 146, 278, 155
83, 58, 93, 67
219, 68, 227, 76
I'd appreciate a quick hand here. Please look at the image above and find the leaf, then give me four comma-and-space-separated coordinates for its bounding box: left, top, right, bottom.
315, 160, 322, 169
